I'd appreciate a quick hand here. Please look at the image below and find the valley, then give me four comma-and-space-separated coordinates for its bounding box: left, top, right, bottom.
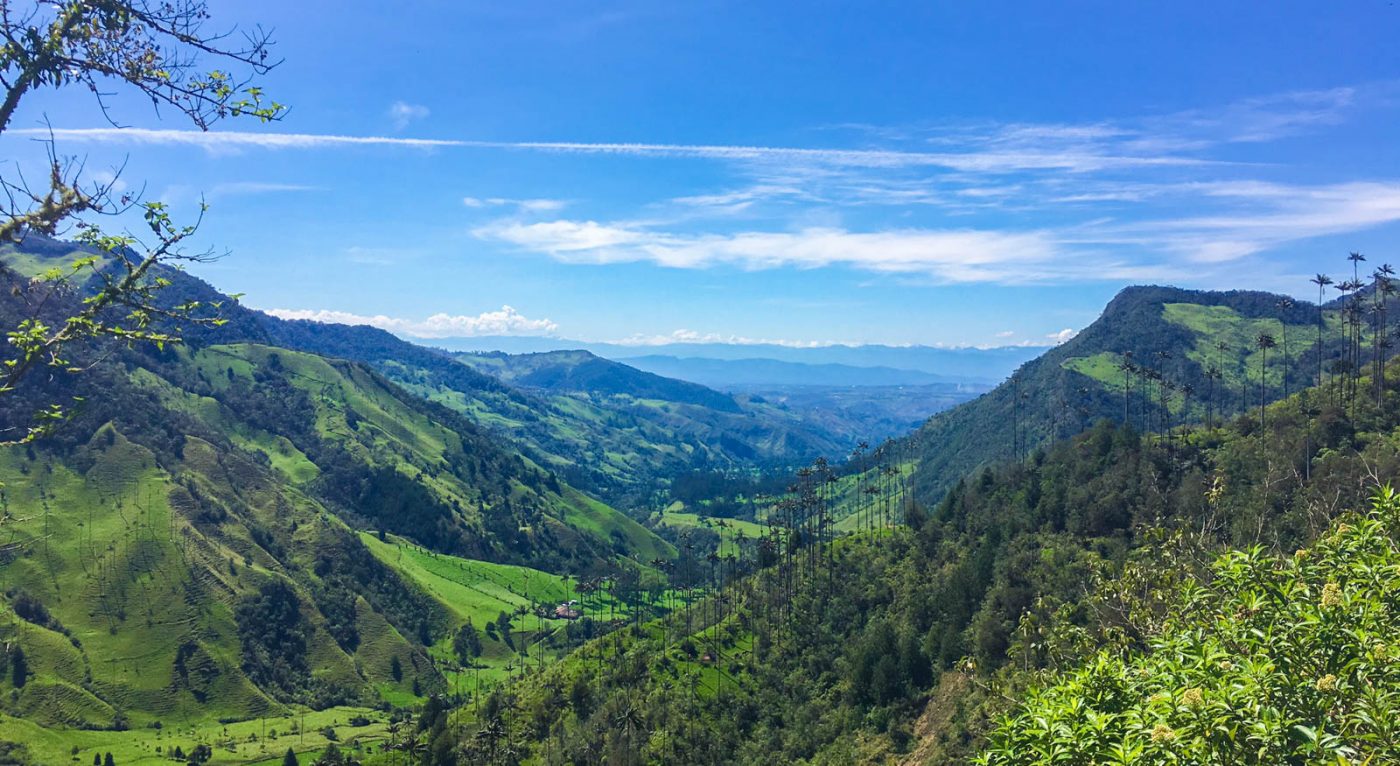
0, 4, 1393, 763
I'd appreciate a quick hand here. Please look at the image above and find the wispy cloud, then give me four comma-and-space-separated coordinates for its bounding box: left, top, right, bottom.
263, 306, 559, 338
14, 128, 1211, 173
14, 127, 465, 150
210, 181, 320, 196
475, 177, 1400, 284
475, 219, 1136, 283
157, 180, 318, 206
18, 83, 1400, 292
1074, 181, 1400, 263
388, 101, 431, 130
463, 196, 567, 213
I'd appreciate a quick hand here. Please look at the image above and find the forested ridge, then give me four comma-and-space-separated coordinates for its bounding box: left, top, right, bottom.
454, 346, 1400, 764
8, 229, 1400, 764
2, 2, 1390, 764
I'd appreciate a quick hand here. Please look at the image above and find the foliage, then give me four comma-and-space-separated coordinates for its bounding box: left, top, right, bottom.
980, 486, 1400, 765
234, 580, 311, 699
488, 354, 1400, 764
910, 285, 1369, 505
0, 0, 284, 441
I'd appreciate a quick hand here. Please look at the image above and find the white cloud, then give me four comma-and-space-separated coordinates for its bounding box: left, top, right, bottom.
388, 101, 431, 130
210, 181, 319, 196
15, 128, 1208, 173
1047, 328, 1078, 344
17, 127, 464, 150
263, 306, 559, 338
463, 196, 567, 213
995, 330, 1016, 338
1081, 181, 1400, 263
476, 219, 1131, 283
610, 329, 839, 348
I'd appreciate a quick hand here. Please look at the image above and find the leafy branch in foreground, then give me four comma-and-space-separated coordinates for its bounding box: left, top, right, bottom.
980, 485, 1400, 766
1, 200, 235, 443
0, 0, 284, 439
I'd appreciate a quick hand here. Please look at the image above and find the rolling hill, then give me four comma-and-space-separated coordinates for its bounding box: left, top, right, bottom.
2, 235, 864, 506
908, 284, 1368, 503
0, 240, 677, 760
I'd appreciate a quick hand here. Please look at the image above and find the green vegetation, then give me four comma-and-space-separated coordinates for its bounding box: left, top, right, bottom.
0, 241, 680, 760
982, 487, 1400, 765
0, 706, 386, 766
913, 284, 1377, 504
474, 347, 1400, 764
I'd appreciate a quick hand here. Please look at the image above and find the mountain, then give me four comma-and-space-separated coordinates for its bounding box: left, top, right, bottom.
0, 240, 675, 755
424, 335, 1045, 380
435, 349, 854, 500
464, 351, 1400, 765
96, 256, 854, 505
738, 383, 989, 444
456, 350, 744, 412
908, 284, 1355, 503
616, 355, 973, 387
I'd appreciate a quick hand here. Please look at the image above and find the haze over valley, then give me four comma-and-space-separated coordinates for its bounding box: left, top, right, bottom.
2, 3, 1400, 765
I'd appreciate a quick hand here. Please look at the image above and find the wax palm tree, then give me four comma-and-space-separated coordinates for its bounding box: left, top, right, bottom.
1179, 382, 1194, 437
1256, 333, 1276, 428
1117, 352, 1135, 425
614, 698, 646, 766
1205, 366, 1222, 429
1375, 265, 1396, 402
473, 717, 505, 765
1276, 297, 1294, 396
386, 720, 403, 766
1336, 279, 1359, 407
1311, 273, 1333, 387
1215, 341, 1231, 416
1350, 250, 1367, 287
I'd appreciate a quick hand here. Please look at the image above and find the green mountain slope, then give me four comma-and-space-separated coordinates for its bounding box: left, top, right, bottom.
0, 241, 676, 760
910, 285, 1365, 503
244, 299, 851, 505
470, 351, 1400, 764
390, 349, 851, 504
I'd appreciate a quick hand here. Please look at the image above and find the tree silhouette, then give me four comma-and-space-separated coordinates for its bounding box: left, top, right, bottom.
1276, 298, 1294, 396
1311, 273, 1333, 388
1255, 333, 1276, 428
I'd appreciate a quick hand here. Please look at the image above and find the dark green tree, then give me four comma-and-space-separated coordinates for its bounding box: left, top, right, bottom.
454, 619, 483, 665
9, 646, 26, 688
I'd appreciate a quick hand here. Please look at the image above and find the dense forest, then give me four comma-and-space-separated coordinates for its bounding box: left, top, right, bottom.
445, 350, 1400, 765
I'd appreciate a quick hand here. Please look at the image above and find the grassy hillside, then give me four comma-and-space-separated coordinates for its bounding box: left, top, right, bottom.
910, 284, 1373, 504
4, 235, 864, 509
357, 532, 664, 703
0, 425, 439, 757
0, 242, 678, 761
363, 351, 845, 506
465, 353, 1400, 764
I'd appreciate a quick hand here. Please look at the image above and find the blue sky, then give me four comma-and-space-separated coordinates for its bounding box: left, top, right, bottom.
6, 1, 1400, 348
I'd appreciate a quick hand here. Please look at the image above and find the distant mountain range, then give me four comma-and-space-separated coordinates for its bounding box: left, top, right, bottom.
617, 355, 982, 388
423, 335, 1045, 382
